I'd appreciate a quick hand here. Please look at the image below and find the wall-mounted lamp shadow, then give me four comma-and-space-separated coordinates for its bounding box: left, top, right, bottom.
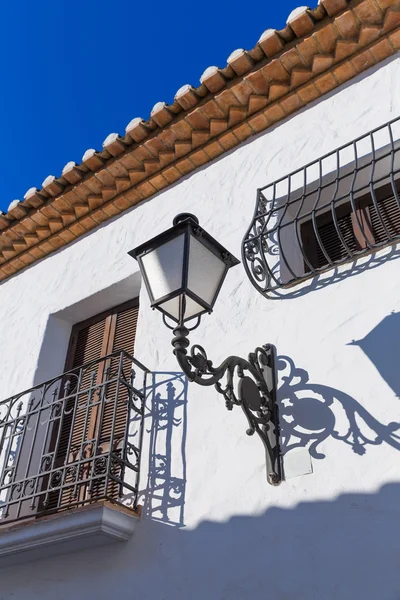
348, 312, 400, 398
278, 355, 400, 459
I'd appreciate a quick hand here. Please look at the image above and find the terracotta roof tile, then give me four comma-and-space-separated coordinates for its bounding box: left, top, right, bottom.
200, 66, 226, 93
1, 0, 400, 282
258, 29, 285, 57
320, 0, 349, 16
227, 49, 255, 76
102, 133, 127, 157
287, 7, 316, 37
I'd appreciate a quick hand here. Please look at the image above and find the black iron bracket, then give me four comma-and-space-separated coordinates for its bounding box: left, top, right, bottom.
171, 324, 282, 485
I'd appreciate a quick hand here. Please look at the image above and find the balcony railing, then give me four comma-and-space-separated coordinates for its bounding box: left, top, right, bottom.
0, 351, 149, 525
243, 116, 400, 295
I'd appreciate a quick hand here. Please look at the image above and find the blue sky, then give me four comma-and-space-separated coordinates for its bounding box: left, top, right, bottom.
0, 0, 302, 212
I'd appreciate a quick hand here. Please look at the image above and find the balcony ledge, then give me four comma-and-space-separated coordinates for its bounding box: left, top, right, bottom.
0, 501, 139, 568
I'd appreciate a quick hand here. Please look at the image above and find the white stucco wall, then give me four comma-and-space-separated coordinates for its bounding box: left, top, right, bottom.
1, 56, 400, 599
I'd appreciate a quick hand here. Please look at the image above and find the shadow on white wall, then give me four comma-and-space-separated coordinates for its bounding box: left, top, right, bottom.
142, 372, 188, 528
260, 244, 400, 300
349, 311, 400, 399
278, 353, 400, 459
4, 482, 400, 600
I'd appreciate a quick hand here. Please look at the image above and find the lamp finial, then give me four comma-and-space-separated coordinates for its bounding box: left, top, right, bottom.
173, 213, 199, 226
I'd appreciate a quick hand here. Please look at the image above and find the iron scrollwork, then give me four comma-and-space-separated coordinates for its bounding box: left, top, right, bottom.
171, 324, 282, 485
242, 117, 400, 298
0, 350, 149, 525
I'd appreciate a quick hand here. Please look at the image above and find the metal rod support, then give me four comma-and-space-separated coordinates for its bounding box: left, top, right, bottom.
171, 326, 282, 485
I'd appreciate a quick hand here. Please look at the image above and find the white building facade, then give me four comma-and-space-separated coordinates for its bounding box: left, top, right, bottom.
1, 1, 400, 598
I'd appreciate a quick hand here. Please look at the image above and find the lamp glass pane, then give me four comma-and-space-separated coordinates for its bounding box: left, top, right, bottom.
159, 294, 206, 322
141, 234, 185, 302
187, 235, 227, 307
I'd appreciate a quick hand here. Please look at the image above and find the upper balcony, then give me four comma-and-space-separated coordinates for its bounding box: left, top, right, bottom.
0, 350, 149, 565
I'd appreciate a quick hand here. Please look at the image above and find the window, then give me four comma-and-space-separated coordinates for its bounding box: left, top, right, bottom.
50, 299, 139, 509
242, 117, 400, 294
0, 298, 143, 524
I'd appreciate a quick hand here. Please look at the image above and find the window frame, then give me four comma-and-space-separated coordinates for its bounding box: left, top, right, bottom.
46, 297, 140, 511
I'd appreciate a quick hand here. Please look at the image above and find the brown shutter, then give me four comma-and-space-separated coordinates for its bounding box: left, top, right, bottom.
350, 206, 375, 248
92, 302, 139, 500
368, 195, 400, 244
57, 318, 108, 466
301, 207, 358, 271
316, 212, 357, 267
48, 299, 139, 510
99, 303, 139, 446
301, 184, 400, 273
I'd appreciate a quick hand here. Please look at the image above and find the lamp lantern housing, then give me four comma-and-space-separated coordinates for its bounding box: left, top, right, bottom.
129, 213, 239, 325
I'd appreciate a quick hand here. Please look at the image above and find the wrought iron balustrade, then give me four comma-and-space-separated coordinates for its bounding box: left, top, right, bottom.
243, 117, 400, 295
0, 351, 148, 524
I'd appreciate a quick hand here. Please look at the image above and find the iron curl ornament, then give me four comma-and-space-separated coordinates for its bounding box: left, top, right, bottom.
129, 213, 282, 485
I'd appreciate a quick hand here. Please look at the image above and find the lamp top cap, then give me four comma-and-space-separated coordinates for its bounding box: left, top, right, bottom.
173, 213, 199, 226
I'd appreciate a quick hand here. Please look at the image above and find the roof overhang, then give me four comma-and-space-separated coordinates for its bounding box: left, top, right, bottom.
0, 0, 399, 282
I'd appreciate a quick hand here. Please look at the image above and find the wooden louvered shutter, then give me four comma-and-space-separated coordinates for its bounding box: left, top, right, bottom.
300, 183, 400, 275
368, 195, 400, 243
92, 303, 139, 500
49, 299, 139, 509
99, 303, 139, 448
46, 317, 108, 510
59, 318, 108, 466
301, 206, 359, 271
301, 197, 380, 272
316, 212, 357, 266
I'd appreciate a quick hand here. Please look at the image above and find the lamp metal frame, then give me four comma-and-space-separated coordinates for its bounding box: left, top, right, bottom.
129, 214, 239, 324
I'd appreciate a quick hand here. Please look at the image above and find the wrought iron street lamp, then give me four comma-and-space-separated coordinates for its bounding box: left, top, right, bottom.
129, 214, 282, 484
